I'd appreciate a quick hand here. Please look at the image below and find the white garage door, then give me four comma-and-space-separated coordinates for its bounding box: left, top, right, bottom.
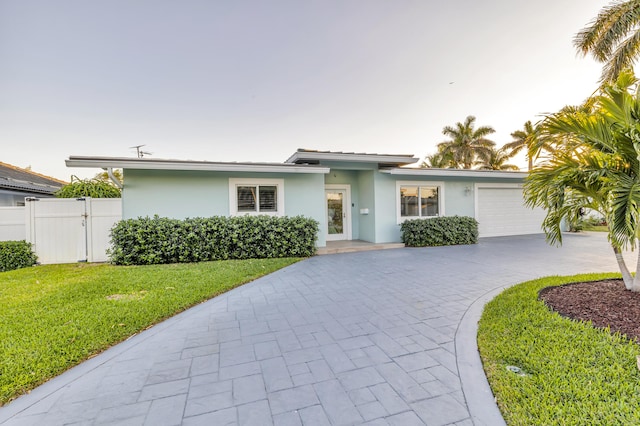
476, 186, 546, 237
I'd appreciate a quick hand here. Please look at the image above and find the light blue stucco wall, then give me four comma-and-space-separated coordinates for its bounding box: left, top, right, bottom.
443, 181, 476, 217
357, 171, 376, 242
282, 173, 327, 247
372, 173, 398, 243
123, 170, 229, 218
121, 167, 524, 247
122, 169, 327, 246
370, 173, 525, 243
322, 170, 503, 244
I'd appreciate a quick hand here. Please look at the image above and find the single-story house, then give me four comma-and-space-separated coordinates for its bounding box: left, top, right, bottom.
66, 149, 545, 247
0, 162, 66, 206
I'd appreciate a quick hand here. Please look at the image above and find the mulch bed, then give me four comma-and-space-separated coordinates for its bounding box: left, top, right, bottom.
539, 279, 640, 342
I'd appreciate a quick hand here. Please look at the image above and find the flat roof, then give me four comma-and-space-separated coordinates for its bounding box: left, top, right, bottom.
66, 153, 527, 179
381, 167, 527, 179
66, 156, 330, 174
285, 149, 419, 166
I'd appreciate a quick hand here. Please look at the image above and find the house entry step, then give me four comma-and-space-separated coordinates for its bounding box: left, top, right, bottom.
316, 240, 405, 255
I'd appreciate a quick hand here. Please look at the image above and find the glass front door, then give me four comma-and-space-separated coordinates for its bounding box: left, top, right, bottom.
326, 189, 347, 241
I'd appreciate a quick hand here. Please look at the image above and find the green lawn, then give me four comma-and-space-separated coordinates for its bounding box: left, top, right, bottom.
478, 273, 640, 425
583, 225, 608, 232
0, 258, 299, 405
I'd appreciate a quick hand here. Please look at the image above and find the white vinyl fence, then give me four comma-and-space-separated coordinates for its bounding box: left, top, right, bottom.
0, 207, 26, 241
0, 198, 122, 264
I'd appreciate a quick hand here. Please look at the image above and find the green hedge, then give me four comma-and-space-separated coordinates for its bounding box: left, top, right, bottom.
0, 241, 38, 272
400, 216, 478, 247
109, 215, 319, 265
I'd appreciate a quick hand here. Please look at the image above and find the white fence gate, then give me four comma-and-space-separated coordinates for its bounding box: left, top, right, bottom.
24, 198, 122, 264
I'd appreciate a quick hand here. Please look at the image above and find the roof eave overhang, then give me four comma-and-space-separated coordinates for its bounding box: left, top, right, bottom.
66, 157, 330, 174
381, 168, 527, 179
286, 151, 419, 166
0, 183, 60, 194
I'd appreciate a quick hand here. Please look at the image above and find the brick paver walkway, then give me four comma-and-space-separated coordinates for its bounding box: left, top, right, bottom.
0, 233, 627, 425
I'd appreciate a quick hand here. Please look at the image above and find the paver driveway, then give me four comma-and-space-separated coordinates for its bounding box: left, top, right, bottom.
0, 233, 629, 426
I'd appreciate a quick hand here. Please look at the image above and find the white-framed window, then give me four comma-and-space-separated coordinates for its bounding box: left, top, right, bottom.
396, 181, 444, 223
229, 178, 284, 216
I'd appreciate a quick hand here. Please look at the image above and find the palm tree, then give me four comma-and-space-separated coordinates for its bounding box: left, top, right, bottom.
437, 116, 496, 169
420, 146, 456, 168
524, 70, 640, 291
574, 0, 640, 83
95, 168, 123, 184
504, 121, 552, 170
475, 147, 520, 171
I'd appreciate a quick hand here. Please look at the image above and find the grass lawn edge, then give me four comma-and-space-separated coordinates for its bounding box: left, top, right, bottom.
0, 258, 300, 406
477, 272, 640, 425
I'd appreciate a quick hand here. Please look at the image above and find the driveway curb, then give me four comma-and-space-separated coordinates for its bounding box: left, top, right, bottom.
456, 285, 507, 426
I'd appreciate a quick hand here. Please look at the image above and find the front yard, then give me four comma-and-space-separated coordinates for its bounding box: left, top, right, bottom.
0, 258, 298, 405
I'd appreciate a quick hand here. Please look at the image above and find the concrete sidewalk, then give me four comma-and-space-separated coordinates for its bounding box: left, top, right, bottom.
0, 233, 626, 425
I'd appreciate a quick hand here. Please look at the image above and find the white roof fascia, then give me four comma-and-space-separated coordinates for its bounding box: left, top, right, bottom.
66, 157, 330, 174
286, 151, 418, 165
381, 168, 527, 179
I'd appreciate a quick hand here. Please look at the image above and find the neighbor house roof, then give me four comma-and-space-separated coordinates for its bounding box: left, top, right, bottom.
0, 162, 66, 195
285, 149, 419, 167
66, 156, 330, 174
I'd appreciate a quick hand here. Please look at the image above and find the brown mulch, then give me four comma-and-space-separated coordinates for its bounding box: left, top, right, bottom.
539, 279, 640, 342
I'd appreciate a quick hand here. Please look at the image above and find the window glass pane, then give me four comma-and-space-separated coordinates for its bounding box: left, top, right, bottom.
420, 186, 438, 216
237, 186, 256, 211
400, 186, 419, 217
259, 186, 277, 212
327, 192, 344, 234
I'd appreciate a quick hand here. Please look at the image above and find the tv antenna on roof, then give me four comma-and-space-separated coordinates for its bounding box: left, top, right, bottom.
130, 144, 152, 158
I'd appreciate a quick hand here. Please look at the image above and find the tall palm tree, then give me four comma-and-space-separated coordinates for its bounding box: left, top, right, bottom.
475, 147, 520, 171
524, 70, 640, 291
437, 116, 496, 169
574, 0, 640, 83
504, 121, 552, 170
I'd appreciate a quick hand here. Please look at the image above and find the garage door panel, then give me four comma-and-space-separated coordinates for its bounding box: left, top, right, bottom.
477, 187, 546, 237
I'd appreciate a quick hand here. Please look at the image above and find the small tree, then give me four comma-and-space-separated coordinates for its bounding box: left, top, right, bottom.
55, 176, 121, 198
524, 70, 640, 291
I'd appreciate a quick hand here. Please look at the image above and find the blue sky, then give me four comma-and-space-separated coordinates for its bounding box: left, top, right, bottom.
1, 0, 606, 180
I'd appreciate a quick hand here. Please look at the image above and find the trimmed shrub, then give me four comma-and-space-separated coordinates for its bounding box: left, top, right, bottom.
400, 215, 478, 247
0, 241, 38, 272
109, 215, 319, 265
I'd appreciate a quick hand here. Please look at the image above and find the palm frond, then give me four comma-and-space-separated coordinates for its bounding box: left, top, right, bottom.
575, 0, 640, 83
610, 173, 640, 248
575, 0, 640, 60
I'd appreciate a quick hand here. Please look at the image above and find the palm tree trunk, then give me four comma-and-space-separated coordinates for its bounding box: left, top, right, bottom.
527, 156, 533, 171
633, 244, 640, 292
613, 245, 633, 290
